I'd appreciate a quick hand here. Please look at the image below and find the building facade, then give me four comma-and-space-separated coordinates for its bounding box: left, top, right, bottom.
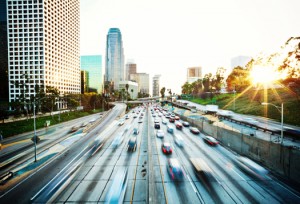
119, 80, 138, 99
0, 1, 8, 101
81, 70, 89, 94
187, 67, 202, 83
125, 62, 136, 81
81, 55, 102, 94
7, 0, 81, 104
105, 28, 124, 90
130, 73, 149, 95
152, 75, 161, 97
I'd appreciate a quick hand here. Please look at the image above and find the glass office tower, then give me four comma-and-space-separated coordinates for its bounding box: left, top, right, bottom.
81, 55, 102, 93
105, 28, 124, 90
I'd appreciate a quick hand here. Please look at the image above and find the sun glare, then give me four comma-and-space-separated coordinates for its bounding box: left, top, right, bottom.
250, 65, 283, 85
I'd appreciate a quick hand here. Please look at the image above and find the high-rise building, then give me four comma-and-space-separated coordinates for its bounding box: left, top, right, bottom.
81, 70, 89, 94
187, 67, 202, 83
81, 55, 102, 93
7, 0, 81, 104
125, 62, 136, 81
0, 1, 8, 101
152, 75, 161, 97
130, 73, 149, 95
105, 28, 124, 90
231, 56, 251, 69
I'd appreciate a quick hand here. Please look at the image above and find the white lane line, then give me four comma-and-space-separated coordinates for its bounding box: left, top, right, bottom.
30, 145, 89, 201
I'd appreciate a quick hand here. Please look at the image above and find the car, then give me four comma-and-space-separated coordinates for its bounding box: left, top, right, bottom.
203, 136, 219, 146
190, 127, 200, 134
167, 125, 174, 134
118, 119, 125, 126
69, 126, 79, 133
190, 158, 214, 183
152, 114, 156, 117
154, 118, 160, 123
174, 116, 180, 120
165, 114, 171, 118
162, 119, 168, 124
81, 122, 88, 127
174, 134, 184, 147
133, 128, 139, 135
141, 113, 144, 116
156, 130, 165, 138
105, 167, 128, 204
234, 156, 268, 179
138, 119, 143, 123
139, 116, 143, 119
133, 114, 138, 118
128, 137, 137, 151
112, 134, 124, 148
158, 113, 163, 117
125, 115, 129, 119
167, 158, 184, 180
154, 122, 160, 129
169, 117, 175, 123
161, 142, 172, 154
171, 114, 175, 117
182, 121, 190, 127
175, 122, 183, 130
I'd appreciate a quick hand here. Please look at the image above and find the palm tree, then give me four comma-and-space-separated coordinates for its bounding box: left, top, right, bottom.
125, 84, 129, 102
131, 89, 134, 99
160, 87, 166, 99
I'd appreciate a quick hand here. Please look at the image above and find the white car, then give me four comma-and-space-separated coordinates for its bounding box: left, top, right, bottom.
112, 134, 124, 147
162, 119, 168, 124
156, 130, 164, 138
118, 119, 125, 126
174, 134, 184, 147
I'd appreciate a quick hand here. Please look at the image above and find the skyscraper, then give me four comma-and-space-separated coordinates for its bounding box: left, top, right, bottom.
7, 0, 80, 104
125, 61, 136, 81
81, 55, 102, 94
0, 1, 8, 101
152, 75, 161, 97
105, 28, 124, 90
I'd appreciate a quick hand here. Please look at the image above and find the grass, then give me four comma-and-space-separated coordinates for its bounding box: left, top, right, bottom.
189, 88, 300, 127
0, 109, 103, 138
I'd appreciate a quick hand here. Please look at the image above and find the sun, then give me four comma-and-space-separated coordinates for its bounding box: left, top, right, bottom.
250, 65, 282, 85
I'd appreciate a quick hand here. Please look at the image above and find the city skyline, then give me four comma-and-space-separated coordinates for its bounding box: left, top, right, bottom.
80, 0, 300, 94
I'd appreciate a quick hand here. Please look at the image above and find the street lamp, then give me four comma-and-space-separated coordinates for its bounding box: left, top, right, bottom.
261, 102, 284, 145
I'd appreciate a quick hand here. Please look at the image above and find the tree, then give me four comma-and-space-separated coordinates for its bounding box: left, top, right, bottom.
44, 86, 60, 116
202, 73, 212, 92
191, 79, 203, 95
181, 82, 192, 94
226, 66, 251, 92
213, 67, 226, 92
160, 87, 166, 99
130, 89, 134, 99
125, 84, 129, 101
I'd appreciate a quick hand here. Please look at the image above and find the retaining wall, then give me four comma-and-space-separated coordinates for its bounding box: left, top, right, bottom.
179, 114, 300, 184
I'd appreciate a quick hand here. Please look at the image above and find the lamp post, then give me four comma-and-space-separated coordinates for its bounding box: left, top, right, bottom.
33, 97, 37, 162
233, 85, 236, 111
261, 102, 284, 145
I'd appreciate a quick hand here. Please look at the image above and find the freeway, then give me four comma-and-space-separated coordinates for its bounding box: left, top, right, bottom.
0, 103, 299, 203
0, 103, 126, 203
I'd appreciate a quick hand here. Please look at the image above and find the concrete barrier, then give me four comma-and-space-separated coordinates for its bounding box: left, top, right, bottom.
178, 113, 300, 184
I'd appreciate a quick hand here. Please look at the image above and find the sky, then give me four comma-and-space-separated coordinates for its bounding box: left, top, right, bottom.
80, 0, 300, 94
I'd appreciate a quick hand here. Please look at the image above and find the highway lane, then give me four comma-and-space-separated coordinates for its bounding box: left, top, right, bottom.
0, 103, 126, 203
50, 106, 149, 203
1, 104, 299, 203
149, 107, 300, 204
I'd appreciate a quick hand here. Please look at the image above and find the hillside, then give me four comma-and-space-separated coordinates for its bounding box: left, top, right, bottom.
190, 88, 300, 126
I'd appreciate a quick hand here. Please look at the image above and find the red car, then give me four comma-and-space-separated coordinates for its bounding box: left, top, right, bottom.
203, 136, 219, 146
169, 117, 175, 123
175, 122, 183, 130
174, 116, 180, 120
190, 127, 200, 134
161, 142, 172, 154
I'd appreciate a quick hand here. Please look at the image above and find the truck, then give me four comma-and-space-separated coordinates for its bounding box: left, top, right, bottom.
205, 105, 218, 114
